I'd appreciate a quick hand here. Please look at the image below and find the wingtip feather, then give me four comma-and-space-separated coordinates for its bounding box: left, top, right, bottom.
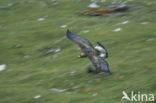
66, 29, 75, 38
67, 29, 70, 33
66, 29, 71, 38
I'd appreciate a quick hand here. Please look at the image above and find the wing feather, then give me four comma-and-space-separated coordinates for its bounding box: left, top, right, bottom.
66, 29, 94, 52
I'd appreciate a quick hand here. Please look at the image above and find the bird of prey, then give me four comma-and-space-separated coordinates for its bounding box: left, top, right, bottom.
66, 30, 111, 75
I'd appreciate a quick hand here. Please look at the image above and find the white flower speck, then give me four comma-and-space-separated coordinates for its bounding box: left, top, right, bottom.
81, 30, 90, 33
24, 55, 30, 59
70, 71, 76, 76
145, 38, 155, 42
50, 88, 66, 92
92, 93, 98, 96
60, 25, 67, 28
112, 28, 122, 32
37, 18, 45, 21
88, 3, 99, 8
73, 86, 79, 89
34, 95, 41, 99
55, 48, 61, 53
0, 64, 6, 71
141, 22, 149, 25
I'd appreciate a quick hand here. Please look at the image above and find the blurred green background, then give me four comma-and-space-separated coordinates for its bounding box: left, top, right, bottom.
0, 0, 156, 103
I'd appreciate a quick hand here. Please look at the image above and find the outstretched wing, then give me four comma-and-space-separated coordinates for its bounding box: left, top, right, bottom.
66, 29, 94, 53
66, 30, 111, 74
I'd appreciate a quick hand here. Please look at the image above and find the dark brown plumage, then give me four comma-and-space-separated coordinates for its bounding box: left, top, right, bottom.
66, 30, 111, 75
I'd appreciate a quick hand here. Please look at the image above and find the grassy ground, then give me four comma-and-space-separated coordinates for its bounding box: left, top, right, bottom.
0, 0, 156, 103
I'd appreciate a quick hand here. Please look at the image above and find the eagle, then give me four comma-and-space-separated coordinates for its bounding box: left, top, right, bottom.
66, 30, 111, 75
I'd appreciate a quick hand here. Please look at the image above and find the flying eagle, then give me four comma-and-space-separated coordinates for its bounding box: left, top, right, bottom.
66, 30, 111, 75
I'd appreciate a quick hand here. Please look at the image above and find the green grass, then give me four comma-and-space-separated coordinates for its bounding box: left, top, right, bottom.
0, 0, 156, 103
